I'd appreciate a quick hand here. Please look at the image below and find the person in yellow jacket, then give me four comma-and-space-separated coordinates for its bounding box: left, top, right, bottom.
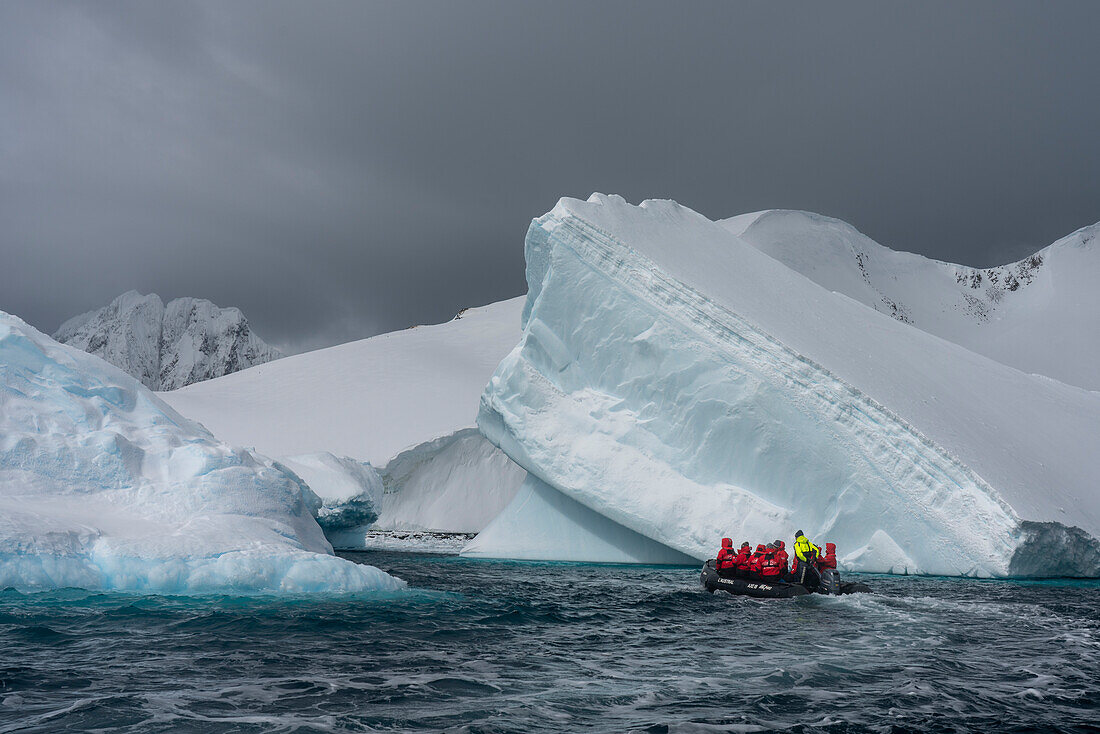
793, 530, 822, 590
793, 530, 821, 563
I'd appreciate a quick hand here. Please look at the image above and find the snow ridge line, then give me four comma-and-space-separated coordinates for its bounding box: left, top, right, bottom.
541, 213, 1022, 551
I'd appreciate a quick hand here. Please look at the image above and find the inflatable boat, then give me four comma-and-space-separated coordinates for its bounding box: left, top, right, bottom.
700, 559, 871, 598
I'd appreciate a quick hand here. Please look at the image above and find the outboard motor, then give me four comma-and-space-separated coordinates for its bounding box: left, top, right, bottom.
819, 568, 841, 595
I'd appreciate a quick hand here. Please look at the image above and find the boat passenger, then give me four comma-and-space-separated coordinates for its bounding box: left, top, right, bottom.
793, 530, 822, 591
759, 544, 785, 581
716, 537, 738, 577
772, 539, 790, 578
748, 543, 769, 579
733, 542, 754, 577
818, 542, 837, 571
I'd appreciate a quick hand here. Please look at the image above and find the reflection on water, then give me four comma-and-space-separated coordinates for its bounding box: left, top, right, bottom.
1, 551, 1097, 732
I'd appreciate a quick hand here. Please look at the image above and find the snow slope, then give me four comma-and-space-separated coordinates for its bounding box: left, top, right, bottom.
162, 299, 528, 536
471, 195, 1100, 577
55, 291, 281, 391
0, 312, 403, 594
722, 210, 1100, 391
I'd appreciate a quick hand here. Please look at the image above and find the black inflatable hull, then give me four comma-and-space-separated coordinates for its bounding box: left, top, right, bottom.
706, 572, 811, 598
700, 560, 870, 598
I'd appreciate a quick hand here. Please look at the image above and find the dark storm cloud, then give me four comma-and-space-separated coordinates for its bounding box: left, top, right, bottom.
3, 0, 1099, 352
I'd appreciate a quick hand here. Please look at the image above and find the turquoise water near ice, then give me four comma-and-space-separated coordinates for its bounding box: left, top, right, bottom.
2, 551, 1098, 732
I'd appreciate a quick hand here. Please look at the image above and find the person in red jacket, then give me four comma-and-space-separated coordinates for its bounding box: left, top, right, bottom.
732, 542, 753, 577
772, 539, 790, 579
817, 542, 837, 571
747, 543, 769, 579
759, 544, 784, 581
715, 538, 738, 577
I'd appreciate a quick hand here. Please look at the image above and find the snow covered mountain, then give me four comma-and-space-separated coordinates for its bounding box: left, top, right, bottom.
722, 210, 1100, 391
466, 195, 1100, 577
161, 299, 528, 540
0, 311, 402, 594
54, 290, 282, 391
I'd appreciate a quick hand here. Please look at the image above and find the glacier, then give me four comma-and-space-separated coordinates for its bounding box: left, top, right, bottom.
470, 195, 1100, 577
723, 210, 1100, 391
0, 312, 403, 594
54, 290, 282, 391
162, 299, 528, 540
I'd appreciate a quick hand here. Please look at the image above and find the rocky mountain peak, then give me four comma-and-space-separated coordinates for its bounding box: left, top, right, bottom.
53, 291, 281, 390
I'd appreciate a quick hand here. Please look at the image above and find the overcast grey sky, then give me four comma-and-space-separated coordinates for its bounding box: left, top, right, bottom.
3, 1, 1099, 352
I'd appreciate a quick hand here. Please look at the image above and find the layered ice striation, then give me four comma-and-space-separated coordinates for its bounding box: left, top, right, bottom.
471, 195, 1100, 576
55, 290, 281, 391
0, 312, 404, 594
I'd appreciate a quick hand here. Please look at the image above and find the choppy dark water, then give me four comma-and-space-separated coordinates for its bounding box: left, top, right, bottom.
1, 552, 1098, 733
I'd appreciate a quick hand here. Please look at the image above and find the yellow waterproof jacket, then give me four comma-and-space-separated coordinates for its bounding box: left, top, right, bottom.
794, 535, 821, 562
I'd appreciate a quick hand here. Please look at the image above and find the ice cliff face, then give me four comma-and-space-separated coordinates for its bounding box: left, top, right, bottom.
0, 311, 403, 594
723, 210, 1100, 391
54, 291, 281, 391
469, 195, 1100, 577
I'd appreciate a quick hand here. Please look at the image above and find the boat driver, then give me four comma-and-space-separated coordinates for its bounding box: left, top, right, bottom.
793, 530, 822, 591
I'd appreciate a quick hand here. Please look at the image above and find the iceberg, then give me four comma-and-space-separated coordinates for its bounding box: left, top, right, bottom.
0, 312, 403, 594
162, 299, 528, 538
278, 452, 383, 532
463, 475, 699, 564
470, 195, 1100, 577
